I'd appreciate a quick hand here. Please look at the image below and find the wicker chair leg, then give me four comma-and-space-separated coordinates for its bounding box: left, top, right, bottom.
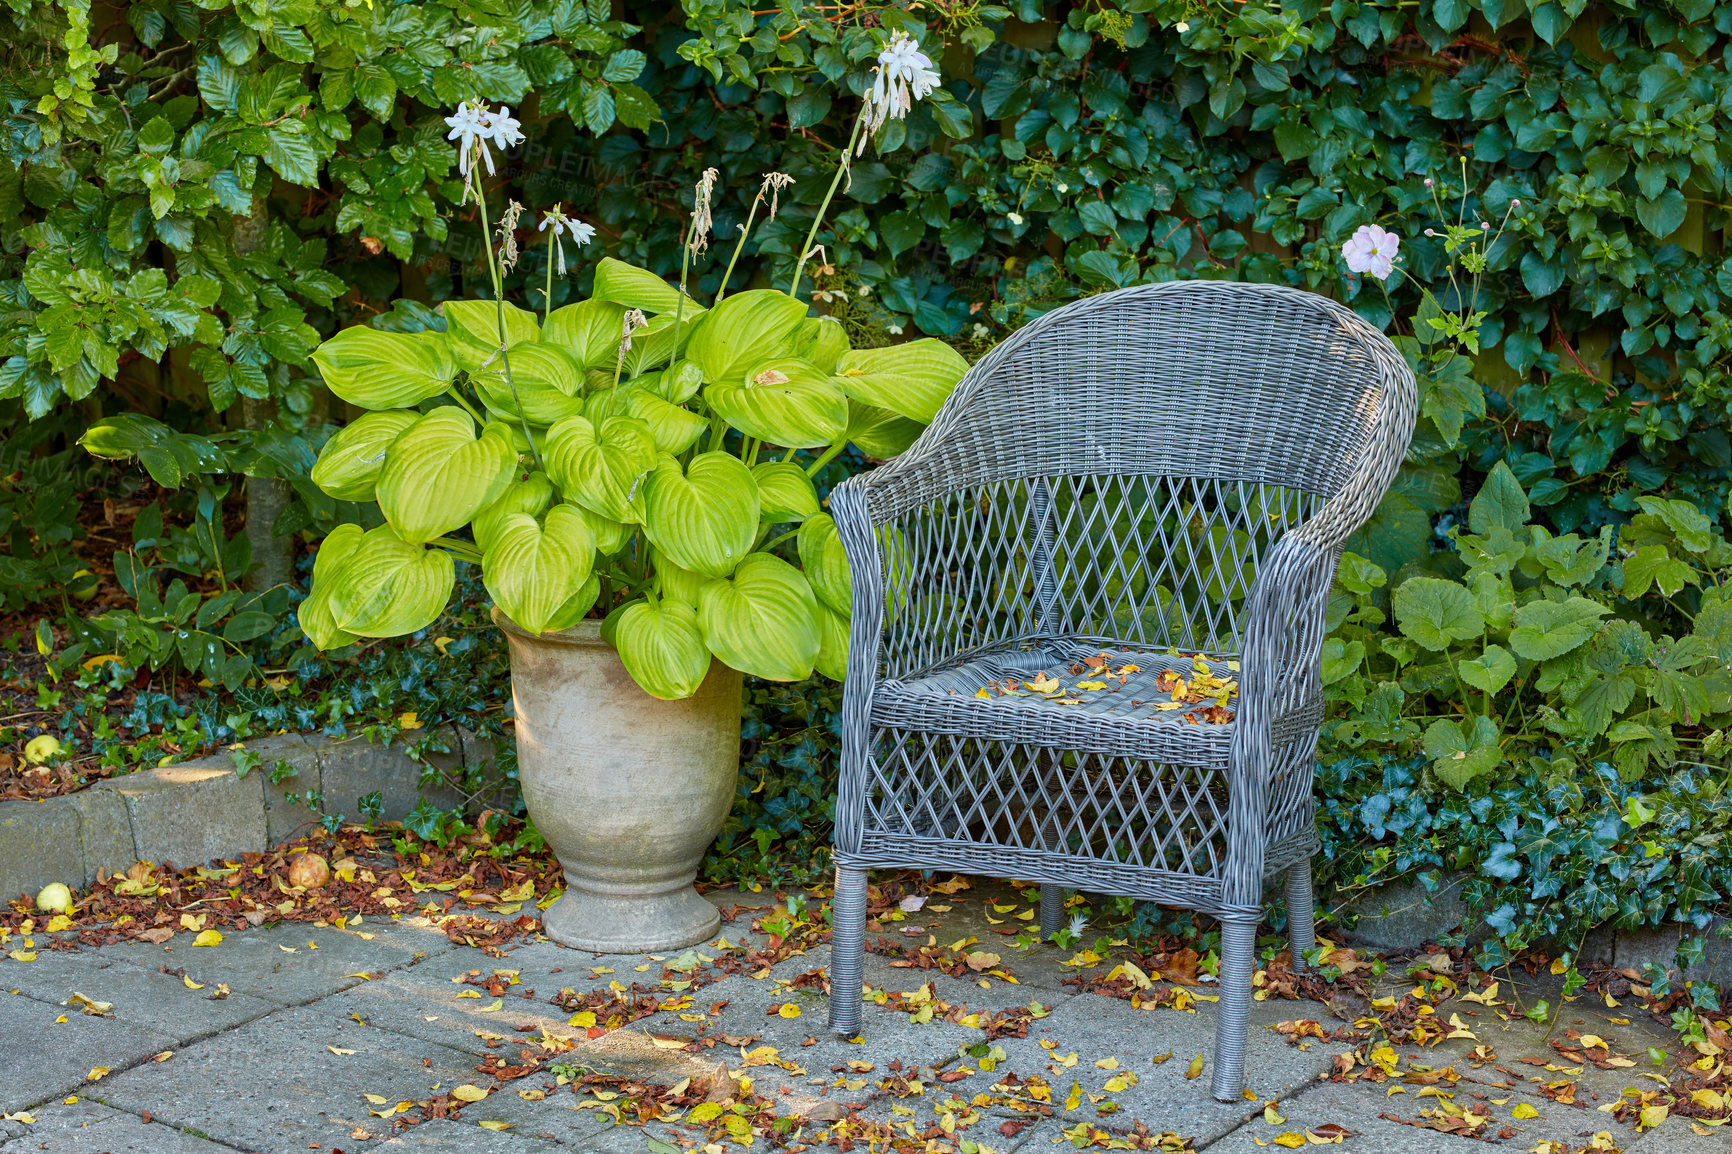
1210, 916, 1258, 1102
1286, 860, 1316, 969
1039, 885, 1066, 939
828, 866, 868, 1036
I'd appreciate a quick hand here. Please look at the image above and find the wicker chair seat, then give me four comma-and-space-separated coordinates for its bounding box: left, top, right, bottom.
871, 642, 1323, 762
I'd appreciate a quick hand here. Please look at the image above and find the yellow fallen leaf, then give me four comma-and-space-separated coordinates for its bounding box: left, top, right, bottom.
364, 1094, 389, 1105
476, 999, 503, 1012
1095, 1057, 1119, 1070
568, 1011, 597, 1028
53, 1015, 66, 1024
1075, 680, 1107, 690
192, 930, 223, 947
1026, 673, 1060, 692
86, 1067, 109, 1081
1265, 1103, 1286, 1124
1638, 1104, 1669, 1131
328, 1047, 359, 1055
1445, 1013, 1477, 1040
477, 1121, 512, 1131
1510, 1101, 1539, 1119
397, 711, 421, 729
1577, 1034, 1608, 1050
1, 1112, 35, 1123
1304, 1130, 1342, 1145
1186, 1054, 1204, 1080
451, 1084, 489, 1102
519, 1089, 546, 1101
1271, 1134, 1305, 1149
8, 951, 36, 962
183, 975, 205, 990
1065, 1080, 1082, 1110
778, 1003, 801, 1018
64, 993, 112, 1015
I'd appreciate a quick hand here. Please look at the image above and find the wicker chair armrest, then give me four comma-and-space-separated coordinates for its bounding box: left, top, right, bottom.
830, 475, 886, 690
1234, 533, 1338, 739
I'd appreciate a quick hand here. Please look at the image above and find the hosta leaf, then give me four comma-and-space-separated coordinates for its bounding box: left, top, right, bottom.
790, 315, 850, 374
751, 461, 819, 523
653, 549, 717, 607
322, 525, 455, 640
1459, 644, 1517, 694
614, 598, 712, 700
642, 360, 704, 405
545, 573, 601, 632
1392, 576, 1483, 651
311, 328, 455, 410
543, 299, 627, 370
376, 409, 517, 543
814, 602, 849, 681
798, 513, 852, 617
472, 472, 555, 552
623, 311, 702, 377
642, 452, 759, 579
296, 523, 365, 649
591, 256, 691, 315
1509, 597, 1611, 661
472, 341, 587, 426
834, 339, 968, 423
482, 505, 597, 634
686, 289, 808, 385
543, 414, 657, 523
443, 298, 539, 375
706, 359, 848, 448
698, 553, 820, 682
310, 410, 418, 501
566, 501, 631, 555
845, 401, 925, 458
588, 385, 706, 455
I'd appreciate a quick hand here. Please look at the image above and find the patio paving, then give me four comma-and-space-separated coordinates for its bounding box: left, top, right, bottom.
0, 881, 1705, 1153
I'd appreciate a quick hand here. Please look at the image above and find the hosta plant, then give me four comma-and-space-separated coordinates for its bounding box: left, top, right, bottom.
300, 38, 965, 699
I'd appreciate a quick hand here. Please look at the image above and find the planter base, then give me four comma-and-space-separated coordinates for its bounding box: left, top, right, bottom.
542, 881, 721, 954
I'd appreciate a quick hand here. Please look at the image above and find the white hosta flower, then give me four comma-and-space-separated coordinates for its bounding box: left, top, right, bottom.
444, 102, 525, 181
1341, 223, 1400, 281
539, 206, 596, 275
1007, 211, 1024, 226
886, 323, 904, 335
861, 31, 941, 148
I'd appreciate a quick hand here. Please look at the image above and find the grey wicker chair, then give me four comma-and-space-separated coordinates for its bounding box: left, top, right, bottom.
825, 280, 1415, 1101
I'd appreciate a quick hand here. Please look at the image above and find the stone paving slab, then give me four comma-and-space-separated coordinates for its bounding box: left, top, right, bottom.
0, 989, 178, 1114
312, 966, 583, 1059
105, 919, 449, 1007
1625, 1115, 1729, 1152
371, 1117, 560, 1150
0, 1098, 244, 1153
2, 948, 276, 1044
93, 1003, 484, 1154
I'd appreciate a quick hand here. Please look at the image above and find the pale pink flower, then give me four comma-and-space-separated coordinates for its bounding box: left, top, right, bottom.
1342, 224, 1400, 281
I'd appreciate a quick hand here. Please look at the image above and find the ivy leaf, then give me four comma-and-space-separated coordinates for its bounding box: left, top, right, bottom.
1392, 577, 1484, 651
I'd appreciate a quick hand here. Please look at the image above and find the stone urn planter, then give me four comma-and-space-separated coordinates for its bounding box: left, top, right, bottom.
493, 610, 743, 952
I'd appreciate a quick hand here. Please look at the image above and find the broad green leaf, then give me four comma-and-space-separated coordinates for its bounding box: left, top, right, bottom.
482, 506, 597, 634
814, 602, 849, 680
592, 257, 690, 315
623, 311, 702, 377
833, 339, 968, 423
685, 289, 808, 385
376, 409, 517, 543
1320, 637, 1365, 685
545, 573, 601, 632
751, 461, 819, 523
296, 523, 366, 649
587, 385, 706, 455
1470, 572, 1515, 631
311, 410, 419, 501
706, 359, 849, 448
1392, 577, 1482, 651
543, 414, 657, 523
654, 550, 717, 607
443, 299, 539, 375
311, 327, 455, 410
1459, 644, 1517, 694
642, 452, 759, 579
643, 360, 704, 405
791, 315, 850, 374
543, 299, 627, 370
79, 414, 225, 489
698, 553, 820, 681
845, 401, 925, 459
1468, 460, 1530, 534
798, 513, 852, 617
1622, 544, 1693, 598
1423, 715, 1503, 790
473, 472, 556, 552
321, 524, 455, 640
566, 501, 631, 555
614, 598, 712, 700
1508, 597, 1611, 661
472, 341, 587, 426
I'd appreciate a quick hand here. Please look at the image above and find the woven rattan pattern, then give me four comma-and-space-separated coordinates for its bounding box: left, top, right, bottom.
824, 281, 1416, 1102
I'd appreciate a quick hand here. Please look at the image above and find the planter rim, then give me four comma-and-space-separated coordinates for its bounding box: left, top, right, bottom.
490, 607, 606, 648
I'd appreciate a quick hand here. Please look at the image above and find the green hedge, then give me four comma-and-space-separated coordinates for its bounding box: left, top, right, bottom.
7, 0, 1732, 955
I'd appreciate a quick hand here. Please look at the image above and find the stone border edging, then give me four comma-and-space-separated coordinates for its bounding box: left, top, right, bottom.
0, 726, 502, 901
